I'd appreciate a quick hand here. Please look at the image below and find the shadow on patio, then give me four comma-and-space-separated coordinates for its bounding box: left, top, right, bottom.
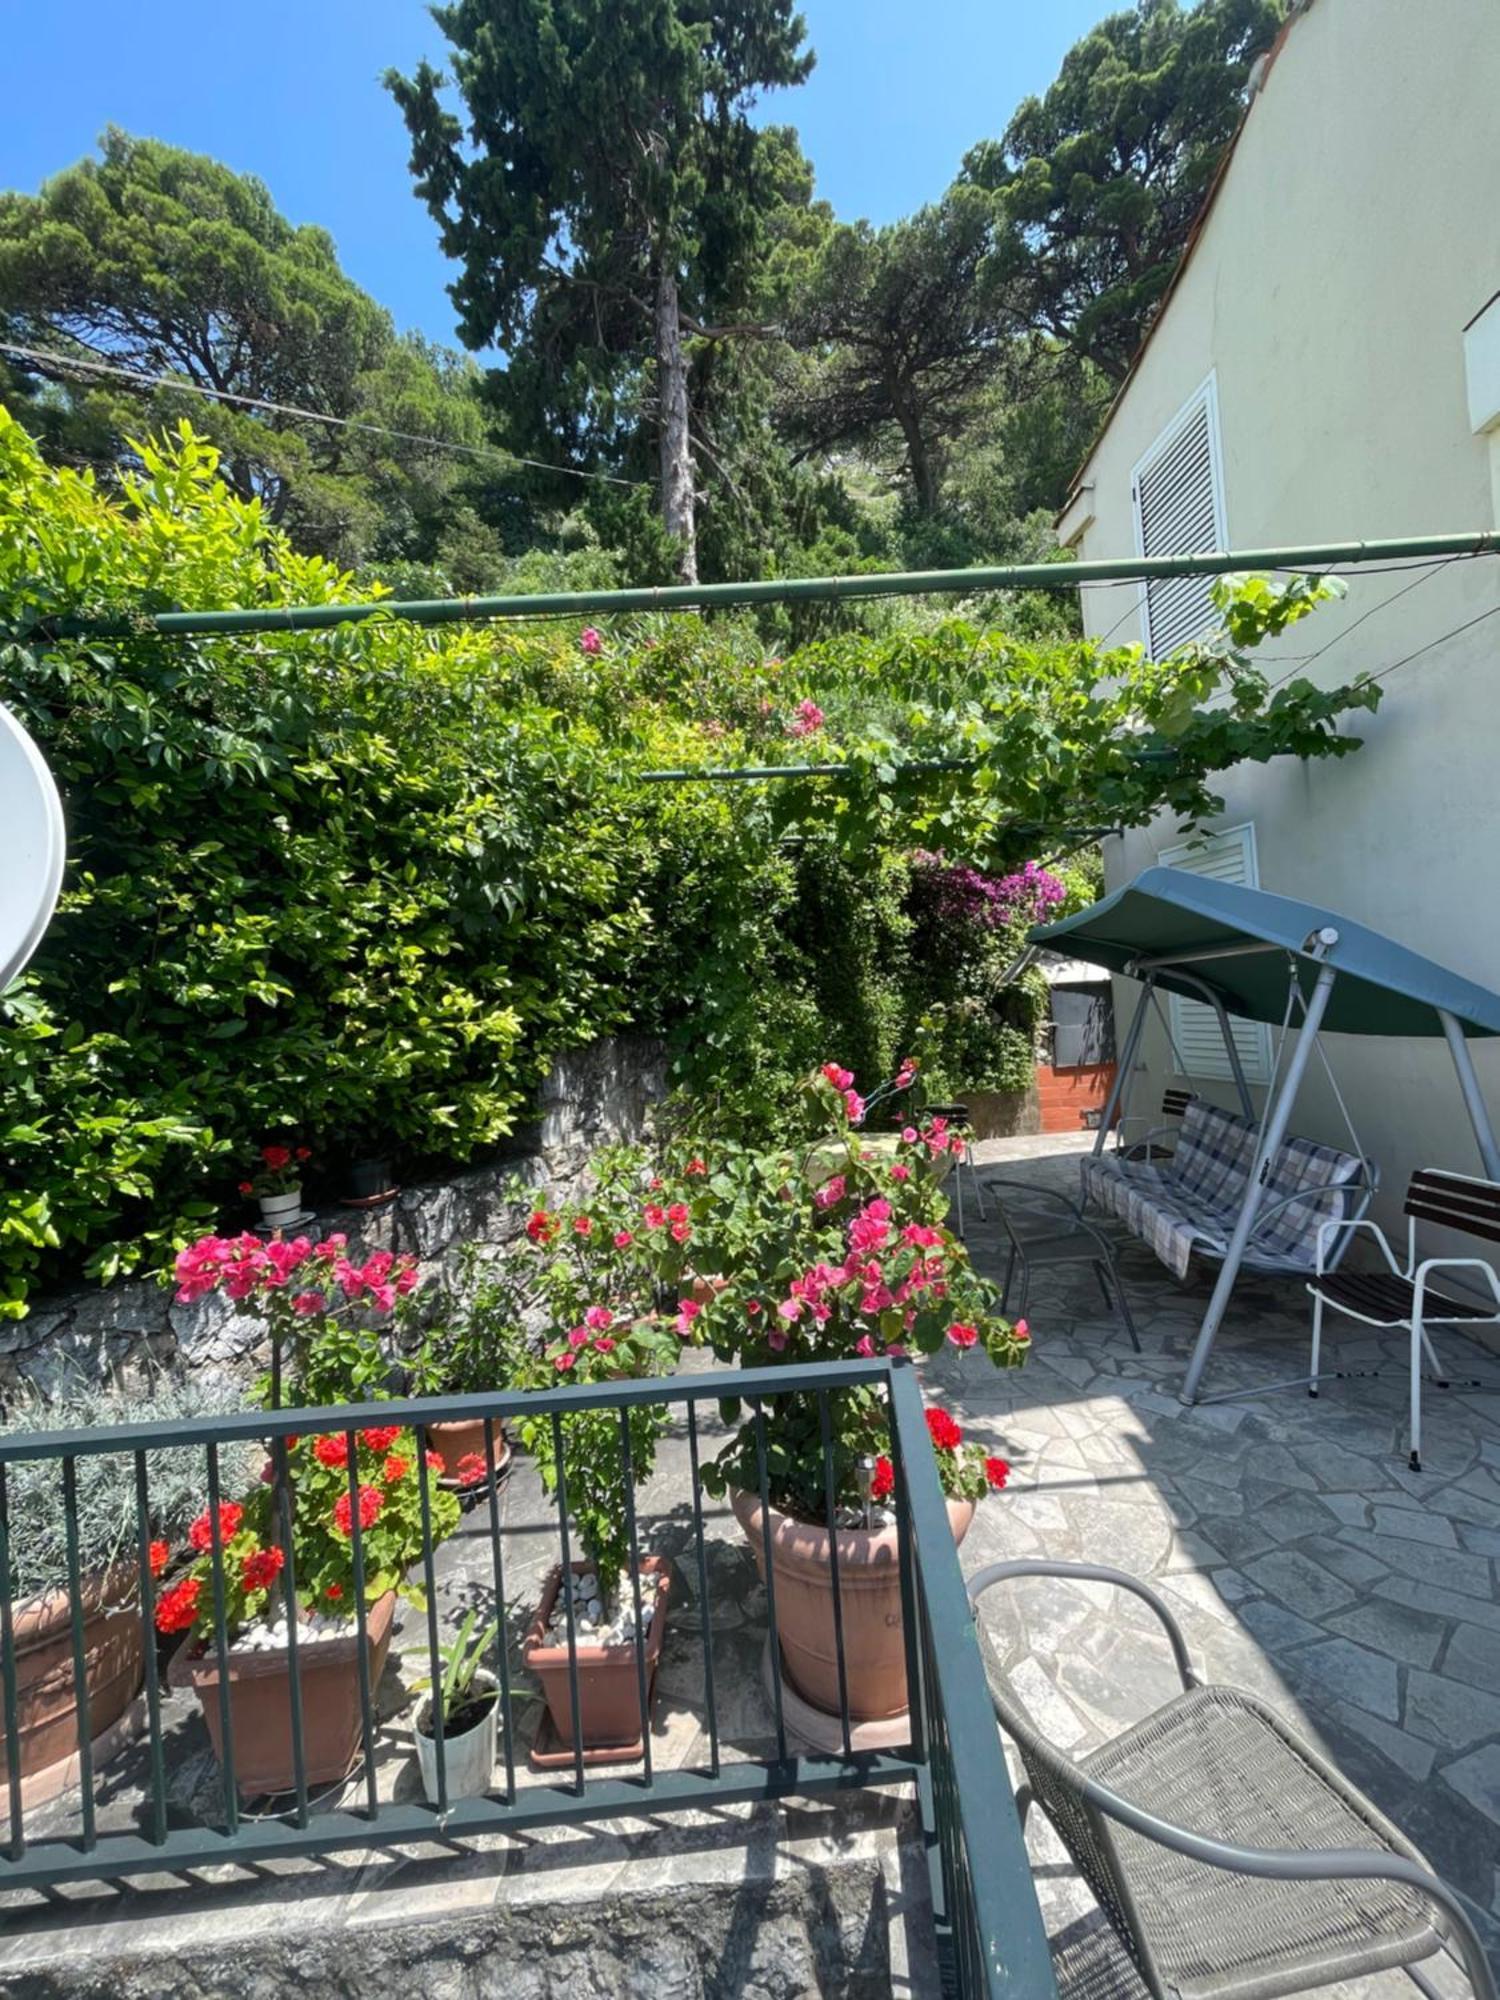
935, 1131, 1500, 1995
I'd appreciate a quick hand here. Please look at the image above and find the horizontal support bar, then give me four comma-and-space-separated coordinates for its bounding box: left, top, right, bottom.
0, 1357, 893, 1463
42, 533, 1499, 640
0, 1753, 920, 1892
1127, 940, 1291, 972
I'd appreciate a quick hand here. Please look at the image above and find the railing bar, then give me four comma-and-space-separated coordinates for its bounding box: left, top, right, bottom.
616, 1407, 653, 1789
343, 1431, 379, 1821
482, 1420, 515, 1805
887, 1381, 927, 1766
751, 1399, 786, 1766
551, 1412, 585, 1796
685, 1400, 719, 1779
132, 1452, 167, 1846
273, 1433, 309, 1824
0, 1465, 25, 1858
204, 1444, 239, 1834
0, 1360, 896, 1464
60, 1457, 95, 1849
817, 1391, 852, 1759
415, 1425, 447, 1817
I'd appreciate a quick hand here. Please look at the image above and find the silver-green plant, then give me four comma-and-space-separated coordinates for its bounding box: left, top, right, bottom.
0, 1372, 259, 1603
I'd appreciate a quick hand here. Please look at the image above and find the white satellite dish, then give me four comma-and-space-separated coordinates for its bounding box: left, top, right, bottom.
0, 703, 66, 993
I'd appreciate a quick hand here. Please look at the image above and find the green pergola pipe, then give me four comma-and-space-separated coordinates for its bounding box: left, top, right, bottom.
44, 530, 1497, 640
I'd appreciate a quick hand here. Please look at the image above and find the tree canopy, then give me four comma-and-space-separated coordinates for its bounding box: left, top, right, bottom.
387, 0, 814, 582
0, 130, 493, 566
963, 0, 1282, 381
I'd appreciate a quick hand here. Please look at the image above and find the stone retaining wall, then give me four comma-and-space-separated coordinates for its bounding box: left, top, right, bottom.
2, 1037, 666, 1395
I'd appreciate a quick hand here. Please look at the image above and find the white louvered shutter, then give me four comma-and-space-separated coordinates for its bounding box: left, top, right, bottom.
1132, 378, 1226, 659
1159, 826, 1272, 1084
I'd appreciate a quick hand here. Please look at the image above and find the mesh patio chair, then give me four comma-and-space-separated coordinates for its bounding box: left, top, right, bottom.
968, 1559, 1497, 2000
982, 1176, 1139, 1350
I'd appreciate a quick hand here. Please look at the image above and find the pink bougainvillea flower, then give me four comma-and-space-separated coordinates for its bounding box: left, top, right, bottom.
566, 1324, 590, 1348
593, 1336, 616, 1353
315, 1232, 347, 1256
670, 1219, 692, 1244
844, 1089, 866, 1125
554, 1351, 576, 1371
813, 1174, 846, 1211
776, 1297, 803, 1323
613, 1229, 633, 1249
902, 1223, 944, 1248
1013, 1318, 1030, 1342
946, 1322, 979, 1349
884, 1341, 906, 1358
676, 1298, 703, 1335
579, 626, 603, 655
685, 1156, 707, 1176
901, 1127, 918, 1145
854, 1333, 876, 1358
573, 1214, 594, 1237
890, 1162, 911, 1182
821, 1062, 854, 1092
787, 698, 825, 738
584, 1305, 613, 1331
767, 1328, 788, 1352
643, 1203, 666, 1230
745, 1299, 763, 1316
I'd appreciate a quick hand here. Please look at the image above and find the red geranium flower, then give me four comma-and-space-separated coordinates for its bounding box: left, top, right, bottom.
525, 1209, 558, 1245
359, 1425, 401, 1455
241, 1545, 286, 1592
871, 1455, 895, 1501
238, 1181, 254, 1196
295, 1146, 311, 1162
313, 1433, 349, 1469
188, 1501, 244, 1552
325, 1583, 343, 1601
148, 1539, 170, 1579
686, 1157, 707, 1176
924, 1407, 963, 1452
383, 1453, 410, 1484
155, 1576, 202, 1634
425, 1450, 445, 1472
984, 1457, 1011, 1491
332, 1485, 384, 1538
261, 1144, 292, 1172
457, 1452, 489, 1486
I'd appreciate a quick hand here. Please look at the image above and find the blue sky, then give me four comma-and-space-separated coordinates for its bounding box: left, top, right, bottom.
0, 0, 1103, 350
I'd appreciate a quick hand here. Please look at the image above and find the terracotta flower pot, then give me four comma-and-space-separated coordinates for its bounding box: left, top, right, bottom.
732, 1487, 974, 1722
0, 1569, 143, 1800
522, 1558, 670, 1753
169, 1590, 396, 1798
425, 1416, 511, 1489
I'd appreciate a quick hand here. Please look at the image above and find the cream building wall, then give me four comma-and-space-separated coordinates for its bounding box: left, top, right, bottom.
1060, 0, 1500, 1238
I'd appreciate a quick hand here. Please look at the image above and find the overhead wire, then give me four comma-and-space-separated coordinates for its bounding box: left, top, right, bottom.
0, 338, 649, 488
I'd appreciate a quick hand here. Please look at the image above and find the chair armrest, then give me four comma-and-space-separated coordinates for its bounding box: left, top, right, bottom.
1308, 1215, 1402, 1277
1113, 1123, 1179, 1158
1078, 1776, 1498, 2000
968, 1559, 1196, 1692
1413, 1257, 1500, 1314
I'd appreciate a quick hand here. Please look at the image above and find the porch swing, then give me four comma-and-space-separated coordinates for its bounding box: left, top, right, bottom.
1025, 866, 1500, 1406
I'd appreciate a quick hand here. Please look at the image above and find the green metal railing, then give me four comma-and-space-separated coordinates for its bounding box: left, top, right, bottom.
45, 531, 1498, 640
0, 1359, 1053, 1996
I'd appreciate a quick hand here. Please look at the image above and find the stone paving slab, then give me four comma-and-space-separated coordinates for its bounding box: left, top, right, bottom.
955, 1132, 1500, 1993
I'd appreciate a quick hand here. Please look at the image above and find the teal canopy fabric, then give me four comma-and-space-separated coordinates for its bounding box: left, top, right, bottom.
1029, 867, 1500, 1038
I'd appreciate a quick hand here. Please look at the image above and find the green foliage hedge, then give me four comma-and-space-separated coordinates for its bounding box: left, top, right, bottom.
0, 414, 1377, 1315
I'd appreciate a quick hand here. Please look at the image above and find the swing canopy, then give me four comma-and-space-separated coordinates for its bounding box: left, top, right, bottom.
1029, 867, 1500, 1039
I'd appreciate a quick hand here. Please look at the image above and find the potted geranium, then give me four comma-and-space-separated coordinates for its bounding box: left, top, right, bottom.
0, 1374, 259, 1808
239, 1142, 311, 1230
404, 1250, 530, 1491
162, 1230, 458, 1795
688, 1065, 1029, 1729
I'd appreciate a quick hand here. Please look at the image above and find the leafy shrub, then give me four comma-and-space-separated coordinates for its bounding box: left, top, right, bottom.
0, 413, 1375, 1313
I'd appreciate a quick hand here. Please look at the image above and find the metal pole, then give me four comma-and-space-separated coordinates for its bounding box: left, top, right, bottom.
1179, 963, 1338, 1405
1148, 967, 1256, 1120
1438, 1009, 1500, 1179
45, 532, 1499, 641
1094, 977, 1153, 1157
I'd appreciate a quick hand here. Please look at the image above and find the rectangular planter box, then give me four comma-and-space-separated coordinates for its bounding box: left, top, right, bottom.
522, 1558, 670, 1753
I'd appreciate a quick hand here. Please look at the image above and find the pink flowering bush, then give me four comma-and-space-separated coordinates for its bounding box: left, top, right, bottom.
173, 1231, 419, 1405
671, 1066, 1029, 1519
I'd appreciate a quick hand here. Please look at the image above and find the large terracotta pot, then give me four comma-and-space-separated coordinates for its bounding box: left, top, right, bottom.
522, 1558, 671, 1754
0, 1570, 143, 1795
732, 1487, 974, 1721
425, 1416, 510, 1488
169, 1590, 396, 1798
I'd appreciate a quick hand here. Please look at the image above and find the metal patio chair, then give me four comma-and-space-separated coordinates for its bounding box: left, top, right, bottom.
1309, 1167, 1500, 1471
983, 1176, 1139, 1350
923, 1101, 987, 1237
968, 1559, 1498, 2000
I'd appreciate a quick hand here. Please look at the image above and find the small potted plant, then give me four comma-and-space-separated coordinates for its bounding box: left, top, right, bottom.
410, 1608, 507, 1802
514, 1304, 680, 1762
240, 1142, 311, 1231
162, 1231, 459, 1795
0, 1374, 259, 1808
404, 1251, 529, 1491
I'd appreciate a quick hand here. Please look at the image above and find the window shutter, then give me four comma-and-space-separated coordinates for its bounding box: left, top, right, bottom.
1159, 826, 1271, 1085
1132, 378, 1226, 659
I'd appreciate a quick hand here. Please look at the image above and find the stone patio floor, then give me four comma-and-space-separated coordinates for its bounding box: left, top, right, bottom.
946, 1129, 1500, 1994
